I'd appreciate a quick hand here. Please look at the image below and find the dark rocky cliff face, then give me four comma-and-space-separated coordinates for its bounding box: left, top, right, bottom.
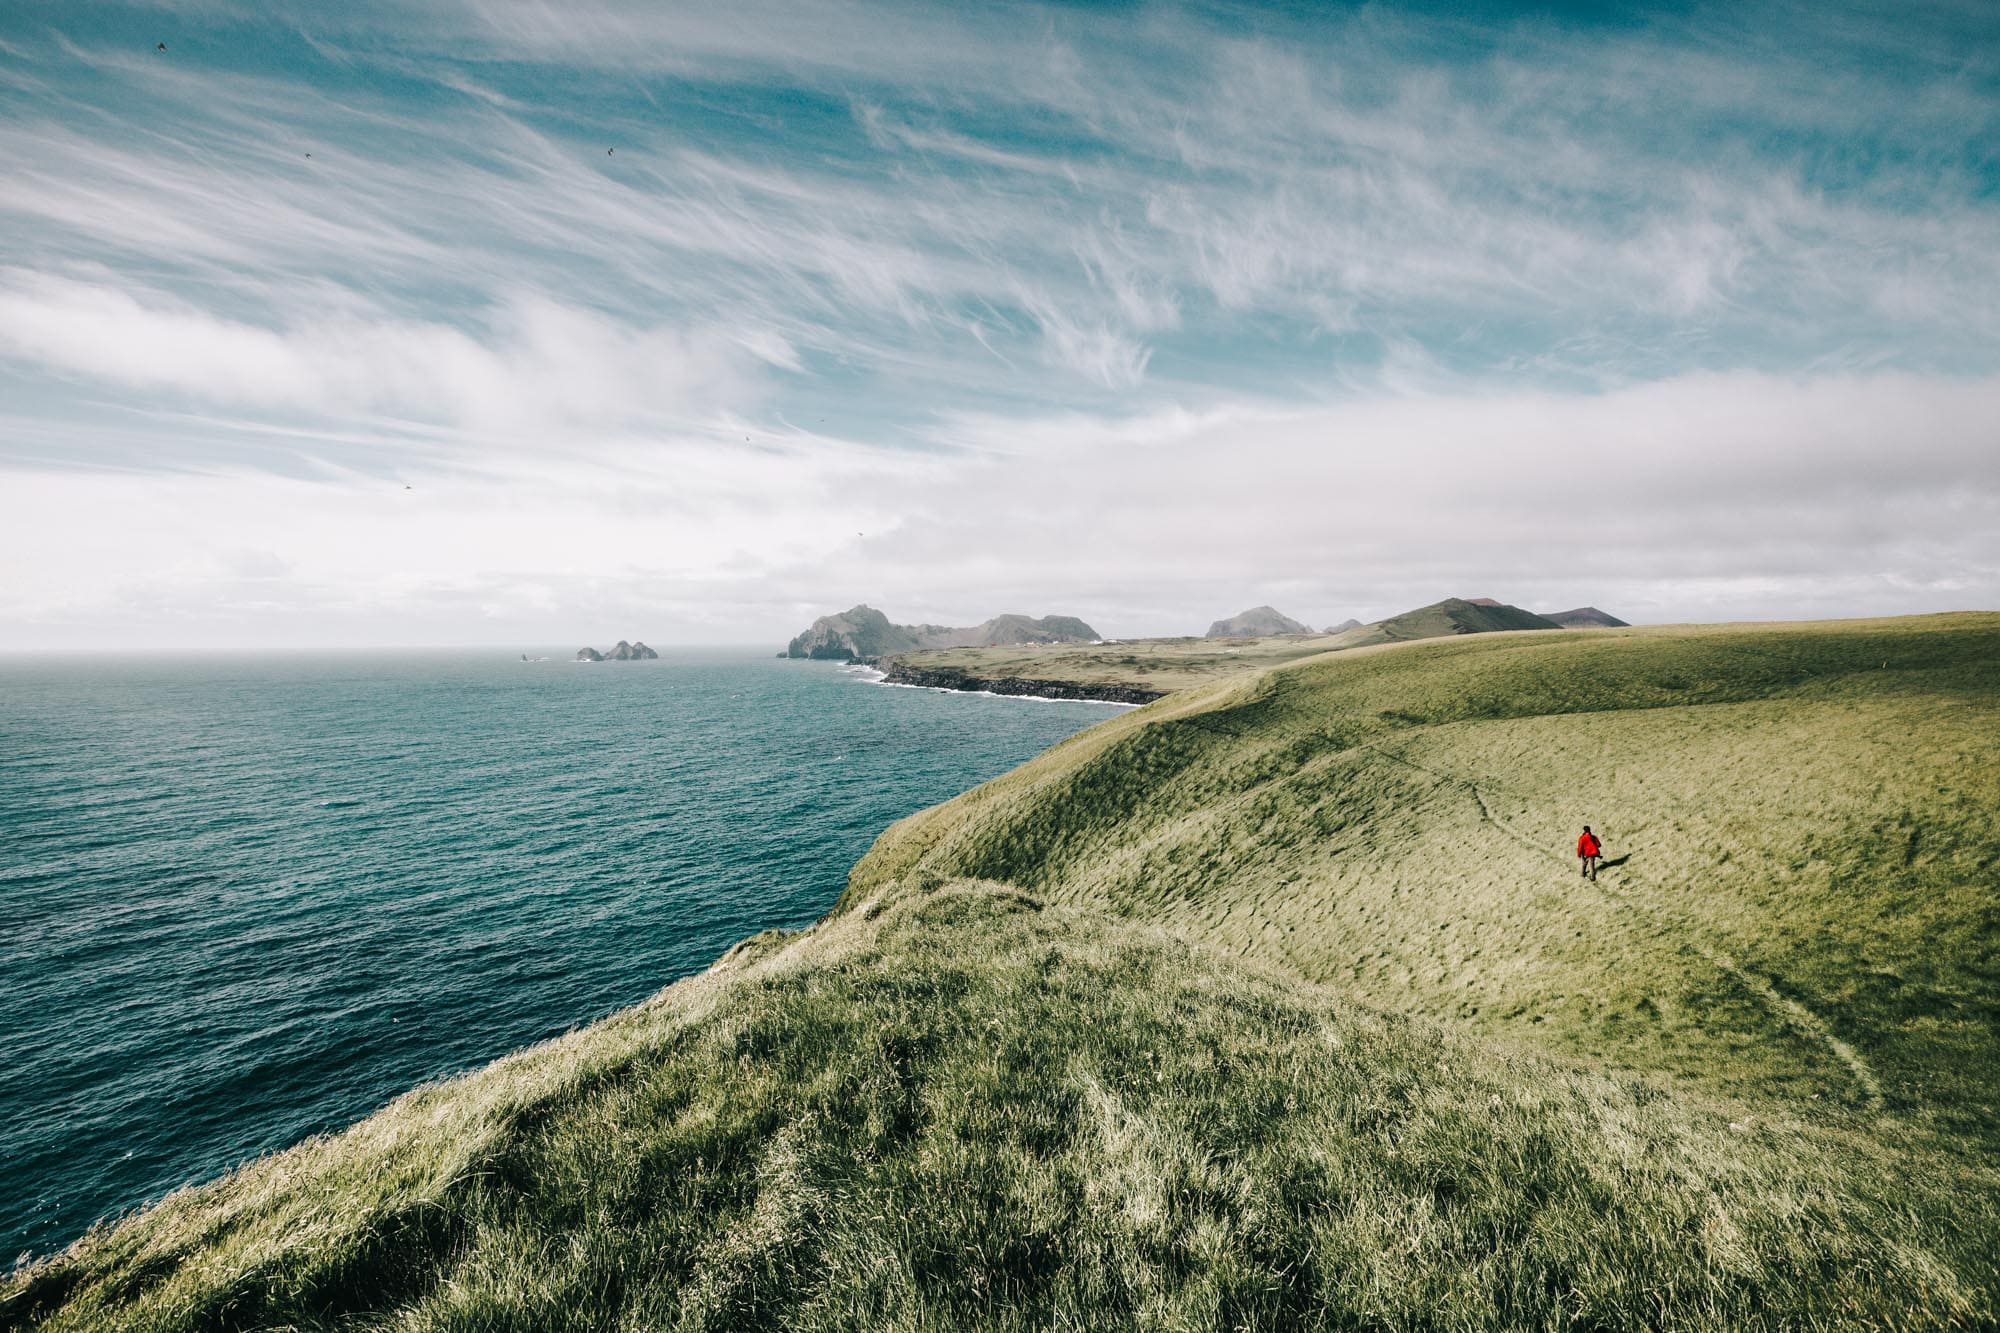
785, 606, 914, 660
879, 663, 1162, 705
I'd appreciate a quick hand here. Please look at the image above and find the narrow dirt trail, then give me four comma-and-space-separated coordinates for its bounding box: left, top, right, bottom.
1363, 742, 1887, 1113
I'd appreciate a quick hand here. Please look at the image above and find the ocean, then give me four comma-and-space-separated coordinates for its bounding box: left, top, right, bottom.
0, 649, 1122, 1262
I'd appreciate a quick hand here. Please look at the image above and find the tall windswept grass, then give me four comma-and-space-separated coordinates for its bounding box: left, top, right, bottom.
9, 885, 1993, 1330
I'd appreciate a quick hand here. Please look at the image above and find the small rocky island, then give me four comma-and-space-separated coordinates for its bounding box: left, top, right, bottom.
577, 640, 659, 661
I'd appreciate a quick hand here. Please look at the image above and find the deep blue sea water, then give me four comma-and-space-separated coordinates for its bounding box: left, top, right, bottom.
0, 650, 1121, 1261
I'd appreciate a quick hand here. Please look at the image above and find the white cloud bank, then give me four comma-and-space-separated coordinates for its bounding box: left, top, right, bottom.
4, 370, 1994, 649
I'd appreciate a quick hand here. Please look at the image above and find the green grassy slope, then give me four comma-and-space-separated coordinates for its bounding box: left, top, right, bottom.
8, 887, 1992, 1330
848, 616, 2000, 1151
11, 613, 1998, 1329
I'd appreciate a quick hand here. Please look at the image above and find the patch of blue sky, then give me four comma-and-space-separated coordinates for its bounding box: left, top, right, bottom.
2, 0, 1998, 456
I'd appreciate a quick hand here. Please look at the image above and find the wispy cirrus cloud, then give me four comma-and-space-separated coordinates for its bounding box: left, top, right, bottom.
0, 0, 1996, 646
0, 270, 781, 435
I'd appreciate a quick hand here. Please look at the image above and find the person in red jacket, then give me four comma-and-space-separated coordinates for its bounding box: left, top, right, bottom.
1577, 826, 1602, 880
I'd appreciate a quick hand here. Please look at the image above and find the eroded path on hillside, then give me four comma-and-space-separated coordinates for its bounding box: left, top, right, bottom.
1362, 741, 1887, 1113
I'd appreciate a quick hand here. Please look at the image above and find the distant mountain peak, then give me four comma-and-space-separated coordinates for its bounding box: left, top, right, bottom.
1206, 606, 1312, 638
784, 607, 1099, 660
1328, 597, 1562, 649
1540, 606, 1630, 628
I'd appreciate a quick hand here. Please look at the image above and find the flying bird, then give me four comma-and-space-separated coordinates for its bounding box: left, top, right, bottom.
155, 41, 167, 51
607, 147, 615, 155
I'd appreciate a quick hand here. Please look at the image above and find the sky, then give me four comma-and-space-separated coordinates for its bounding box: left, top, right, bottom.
1, 0, 1997, 649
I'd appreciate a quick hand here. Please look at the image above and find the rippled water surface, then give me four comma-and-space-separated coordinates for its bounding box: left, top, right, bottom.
0, 649, 1121, 1259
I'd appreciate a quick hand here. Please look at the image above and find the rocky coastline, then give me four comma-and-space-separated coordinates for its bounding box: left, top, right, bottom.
877, 661, 1163, 706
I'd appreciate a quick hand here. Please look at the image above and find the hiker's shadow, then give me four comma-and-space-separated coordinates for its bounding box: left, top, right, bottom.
1599, 854, 1632, 869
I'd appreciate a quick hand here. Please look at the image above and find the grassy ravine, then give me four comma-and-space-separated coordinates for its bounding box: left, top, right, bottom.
11, 614, 2000, 1330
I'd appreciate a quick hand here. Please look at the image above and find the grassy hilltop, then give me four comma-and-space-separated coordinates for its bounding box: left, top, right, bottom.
1317, 597, 1563, 650
9, 614, 1999, 1330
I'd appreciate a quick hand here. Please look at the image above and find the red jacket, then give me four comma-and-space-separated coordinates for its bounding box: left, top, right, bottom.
1577, 832, 1601, 857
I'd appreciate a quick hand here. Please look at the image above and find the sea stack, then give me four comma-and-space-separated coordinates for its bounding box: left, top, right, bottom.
577, 641, 659, 661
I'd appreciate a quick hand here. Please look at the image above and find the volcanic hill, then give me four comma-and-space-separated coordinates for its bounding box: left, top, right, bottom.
784, 605, 1098, 661
1205, 606, 1313, 638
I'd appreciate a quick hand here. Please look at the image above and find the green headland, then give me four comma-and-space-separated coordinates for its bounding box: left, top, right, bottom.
879, 630, 1361, 699
8, 613, 1998, 1330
